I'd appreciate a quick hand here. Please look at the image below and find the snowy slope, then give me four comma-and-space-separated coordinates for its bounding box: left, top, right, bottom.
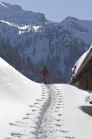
0, 58, 50, 139
0, 57, 92, 139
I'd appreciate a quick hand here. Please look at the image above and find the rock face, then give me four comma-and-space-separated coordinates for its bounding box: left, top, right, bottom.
0, 2, 92, 82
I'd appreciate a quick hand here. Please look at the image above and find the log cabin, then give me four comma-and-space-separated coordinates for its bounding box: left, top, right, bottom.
69, 44, 92, 90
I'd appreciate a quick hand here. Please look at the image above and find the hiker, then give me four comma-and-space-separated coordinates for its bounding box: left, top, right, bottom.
39, 66, 49, 84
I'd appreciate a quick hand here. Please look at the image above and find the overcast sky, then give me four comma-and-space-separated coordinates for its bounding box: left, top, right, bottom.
2, 0, 92, 22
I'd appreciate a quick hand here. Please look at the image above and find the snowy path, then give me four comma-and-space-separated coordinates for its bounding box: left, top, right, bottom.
37, 85, 74, 139
4, 84, 51, 139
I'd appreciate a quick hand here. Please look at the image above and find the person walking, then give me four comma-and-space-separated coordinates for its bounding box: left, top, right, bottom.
39, 66, 49, 84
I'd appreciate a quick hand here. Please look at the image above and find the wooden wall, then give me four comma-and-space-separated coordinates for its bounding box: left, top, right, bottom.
88, 68, 92, 90
79, 68, 92, 90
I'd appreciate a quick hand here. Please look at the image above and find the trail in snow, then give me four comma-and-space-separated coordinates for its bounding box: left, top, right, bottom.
37, 85, 75, 139
4, 84, 50, 139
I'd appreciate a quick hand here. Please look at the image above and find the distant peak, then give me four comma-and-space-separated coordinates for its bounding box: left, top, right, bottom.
65, 16, 79, 21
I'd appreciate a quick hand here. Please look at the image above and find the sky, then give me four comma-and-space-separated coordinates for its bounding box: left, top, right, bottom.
1, 0, 92, 22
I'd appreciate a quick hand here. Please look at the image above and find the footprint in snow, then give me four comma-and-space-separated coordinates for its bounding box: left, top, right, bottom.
56, 107, 60, 109
9, 123, 20, 127
29, 105, 36, 108
58, 114, 62, 116
36, 99, 42, 101
42, 94, 46, 96
59, 130, 70, 133
22, 117, 30, 120
57, 104, 62, 106
62, 136, 75, 139
42, 90, 45, 93
15, 121, 22, 123
55, 124, 62, 127
5, 138, 12, 139
42, 92, 46, 94
34, 102, 39, 105
11, 133, 23, 137
56, 123, 65, 126
59, 98, 63, 100
54, 110, 58, 112
57, 91, 60, 92
32, 109, 37, 112
56, 88, 59, 90
41, 97, 45, 100
26, 113, 32, 116
55, 119, 61, 121
15, 121, 27, 125
58, 101, 63, 103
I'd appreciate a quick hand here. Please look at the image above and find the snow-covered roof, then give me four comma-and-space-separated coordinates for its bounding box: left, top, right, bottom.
70, 44, 92, 84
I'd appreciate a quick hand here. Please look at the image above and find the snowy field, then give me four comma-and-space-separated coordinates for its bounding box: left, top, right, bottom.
0, 58, 92, 139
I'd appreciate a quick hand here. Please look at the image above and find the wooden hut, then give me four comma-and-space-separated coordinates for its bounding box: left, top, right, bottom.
69, 45, 92, 90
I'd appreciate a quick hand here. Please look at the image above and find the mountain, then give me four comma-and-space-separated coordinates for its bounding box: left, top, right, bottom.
0, 2, 92, 82
60, 16, 92, 44
0, 2, 48, 26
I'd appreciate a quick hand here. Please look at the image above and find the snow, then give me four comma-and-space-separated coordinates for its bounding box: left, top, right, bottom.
0, 57, 92, 139
0, 2, 48, 26
38, 84, 92, 139
0, 57, 50, 139
72, 44, 92, 77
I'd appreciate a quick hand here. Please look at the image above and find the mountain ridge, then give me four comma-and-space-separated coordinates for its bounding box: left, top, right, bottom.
0, 2, 92, 82
0, 2, 48, 26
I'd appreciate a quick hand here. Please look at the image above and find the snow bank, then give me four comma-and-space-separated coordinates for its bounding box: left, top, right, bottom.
85, 91, 92, 103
